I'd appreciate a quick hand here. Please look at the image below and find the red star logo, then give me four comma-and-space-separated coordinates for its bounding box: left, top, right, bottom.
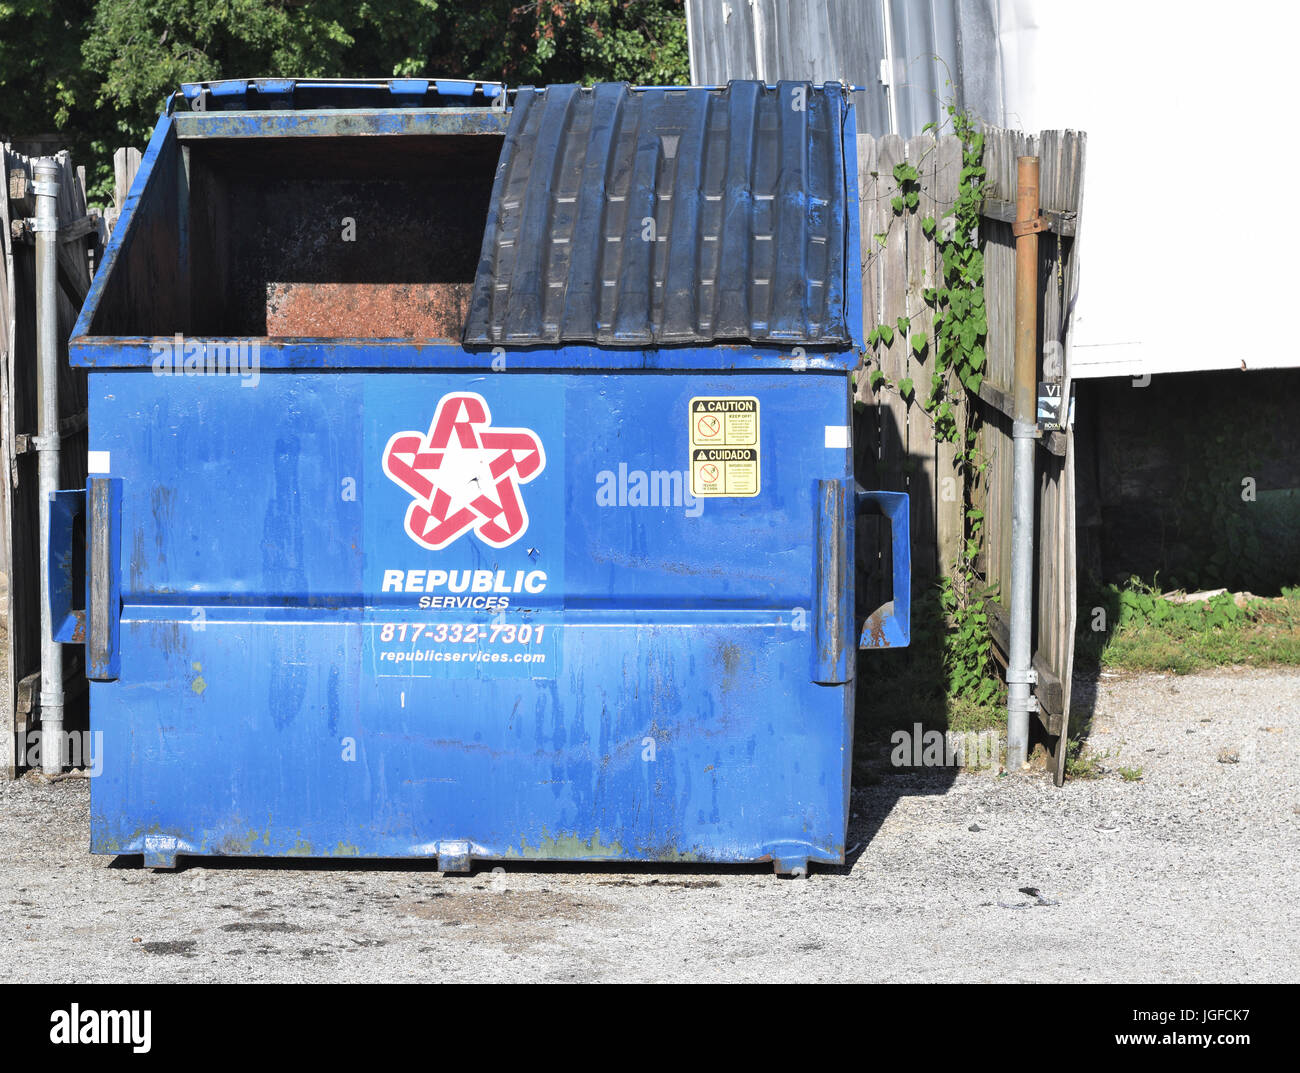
381, 392, 546, 550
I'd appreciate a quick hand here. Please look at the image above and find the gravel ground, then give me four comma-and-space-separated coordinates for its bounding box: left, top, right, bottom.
2, 667, 1297, 983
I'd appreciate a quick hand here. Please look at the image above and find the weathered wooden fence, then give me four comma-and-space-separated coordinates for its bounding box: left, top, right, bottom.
0, 145, 98, 777
854, 132, 965, 588
853, 126, 1086, 781
978, 127, 1085, 782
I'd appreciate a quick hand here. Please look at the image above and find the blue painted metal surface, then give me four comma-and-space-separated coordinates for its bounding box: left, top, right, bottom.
60, 81, 908, 873
176, 77, 506, 110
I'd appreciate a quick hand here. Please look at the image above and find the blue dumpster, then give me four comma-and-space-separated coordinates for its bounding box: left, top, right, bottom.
59, 77, 909, 872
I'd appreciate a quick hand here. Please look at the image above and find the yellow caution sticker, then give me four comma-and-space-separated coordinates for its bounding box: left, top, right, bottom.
689, 396, 760, 497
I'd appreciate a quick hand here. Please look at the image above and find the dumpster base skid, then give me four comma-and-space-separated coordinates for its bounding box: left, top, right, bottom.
93, 832, 842, 875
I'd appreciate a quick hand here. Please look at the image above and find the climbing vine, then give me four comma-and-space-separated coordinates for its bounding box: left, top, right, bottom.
860, 102, 987, 447
858, 99, 1000, 718
923, 104, 988, 444
930, 103, 998, 710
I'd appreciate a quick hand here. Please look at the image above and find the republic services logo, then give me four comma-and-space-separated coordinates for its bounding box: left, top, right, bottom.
382, 392, 546, 550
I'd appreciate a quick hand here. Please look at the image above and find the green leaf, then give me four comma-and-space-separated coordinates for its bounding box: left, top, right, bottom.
921, 215, 936, 237
891, 196, 904, 214
910, 334, 926, 356
898, 377, 914, 401
892, 162, 919, 183
879, 325, 895, 346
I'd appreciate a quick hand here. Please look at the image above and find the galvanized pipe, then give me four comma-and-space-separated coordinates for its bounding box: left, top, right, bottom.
33, 158, 64, 775
1006, 155, 1041, 772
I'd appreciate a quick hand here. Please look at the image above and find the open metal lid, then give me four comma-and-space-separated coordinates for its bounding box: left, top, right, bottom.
464, 80, 854, 349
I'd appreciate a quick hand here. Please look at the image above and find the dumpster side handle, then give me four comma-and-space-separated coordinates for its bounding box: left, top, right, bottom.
855, 487, 910, 649
812, 477, 852, 684
86, 477, 123, 681
46, 477, 122, 681
47, 489, 86, 646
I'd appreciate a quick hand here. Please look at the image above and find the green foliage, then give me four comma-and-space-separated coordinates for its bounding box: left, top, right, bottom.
1118, 584, 1243, 630
855, 581, 1003, 753
1064, 740, 1105, 780
0, 1, 99, 150
890, 160, 919, 214
0, 0, 690, 200
939, 505, 1000, 708
925, 105, 987, 437
861, 100, 985, 443
858, 101, 998, 723
1078, 579, 1300, 673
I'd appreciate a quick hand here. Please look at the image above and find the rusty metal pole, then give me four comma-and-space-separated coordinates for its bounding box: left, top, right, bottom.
1013, 157, 1041, 433
1006, 156, 1042, 771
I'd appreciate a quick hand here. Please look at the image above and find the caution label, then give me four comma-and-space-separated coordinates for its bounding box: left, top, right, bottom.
689, 396, 759, 497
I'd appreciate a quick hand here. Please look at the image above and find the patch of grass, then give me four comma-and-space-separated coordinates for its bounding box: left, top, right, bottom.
1077, 580, 1300, 674
1117, 765, 1144, 782
945, 694, 1004, 735
1064, 739, 1105, 780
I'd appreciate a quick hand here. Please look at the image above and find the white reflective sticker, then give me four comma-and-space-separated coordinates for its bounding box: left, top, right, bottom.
824, 425, 850, 449
87, 450, 110, 473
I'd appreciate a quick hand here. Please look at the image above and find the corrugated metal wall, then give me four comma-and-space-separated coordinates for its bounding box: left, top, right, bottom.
685, 0, 1003, 139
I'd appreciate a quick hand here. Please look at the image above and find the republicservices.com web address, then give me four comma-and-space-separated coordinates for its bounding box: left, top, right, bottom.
1114, 1033, 1250, 1047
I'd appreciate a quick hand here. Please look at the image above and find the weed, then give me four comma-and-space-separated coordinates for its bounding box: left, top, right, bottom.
1064, 739, 1105, 780
1079, 579, 1300, 673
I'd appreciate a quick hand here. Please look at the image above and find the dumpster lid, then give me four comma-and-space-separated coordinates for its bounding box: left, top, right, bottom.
464, 81, 853, 349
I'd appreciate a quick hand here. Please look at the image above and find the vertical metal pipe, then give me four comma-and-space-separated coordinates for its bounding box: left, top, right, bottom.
33, 158, 64, 775
880, 0, 900, 135
1006, 155, 1040, 771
